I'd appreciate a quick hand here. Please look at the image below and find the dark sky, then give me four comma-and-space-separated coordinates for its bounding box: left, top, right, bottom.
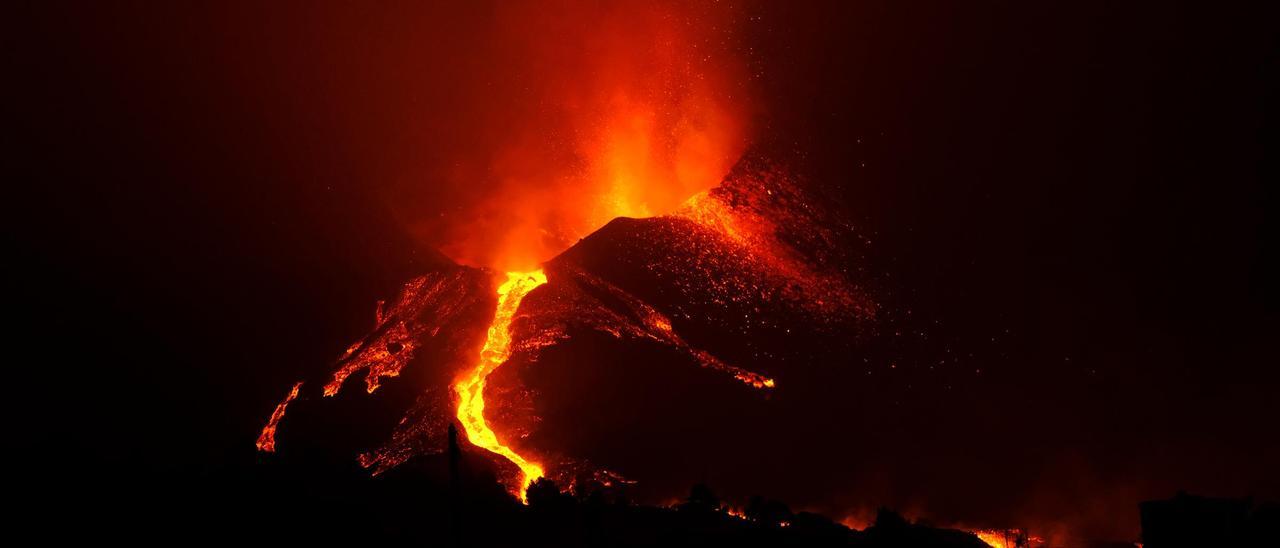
6, 1, 1275, 541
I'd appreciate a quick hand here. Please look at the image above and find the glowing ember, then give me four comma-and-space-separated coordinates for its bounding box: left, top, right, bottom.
255, 382, 302, 452
975, 530, 1014, 548
971, 528, 1039, 548
454, 270, 548, 502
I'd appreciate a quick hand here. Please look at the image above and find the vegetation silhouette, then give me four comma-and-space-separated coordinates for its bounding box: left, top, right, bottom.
55, 433, 1274, 547
1139, 492, 1279, 547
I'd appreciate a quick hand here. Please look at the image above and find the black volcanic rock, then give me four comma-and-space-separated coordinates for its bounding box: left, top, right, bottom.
273, 265, 496, 465
545, 151, 877, 385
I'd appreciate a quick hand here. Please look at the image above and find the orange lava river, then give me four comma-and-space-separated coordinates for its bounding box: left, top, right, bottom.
454, 270, 548, 502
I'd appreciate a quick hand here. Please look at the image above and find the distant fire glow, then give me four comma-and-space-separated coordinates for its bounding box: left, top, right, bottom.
965, 527, 1046, 548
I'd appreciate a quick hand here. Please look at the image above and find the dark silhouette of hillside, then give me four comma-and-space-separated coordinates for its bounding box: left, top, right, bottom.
1140, 492, 1279, 547
26, 432, 1008, 546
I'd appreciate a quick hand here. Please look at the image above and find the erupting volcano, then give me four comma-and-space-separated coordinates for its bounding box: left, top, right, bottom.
251, 0, 851, 504
13, 0, 1273, 545
255, 147, 867, 501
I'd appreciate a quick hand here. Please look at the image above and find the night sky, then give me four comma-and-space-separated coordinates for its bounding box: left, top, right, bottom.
7, 1, 1275, 542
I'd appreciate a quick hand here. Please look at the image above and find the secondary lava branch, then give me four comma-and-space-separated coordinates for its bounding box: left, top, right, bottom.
454, 270, 548, 502
255, 382, 302, 452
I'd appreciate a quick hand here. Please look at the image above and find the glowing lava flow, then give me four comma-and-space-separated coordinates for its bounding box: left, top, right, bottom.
454, 270, 548, 502
972, 528, 1039, 548
974, 531, 1014, 548
255, 382, 302, 452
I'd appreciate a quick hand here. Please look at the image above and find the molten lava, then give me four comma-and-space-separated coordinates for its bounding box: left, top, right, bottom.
255, 382, 301, 453
975, 530, 1015, 548
972, 528, 1040, 548
454, 270, 548, 501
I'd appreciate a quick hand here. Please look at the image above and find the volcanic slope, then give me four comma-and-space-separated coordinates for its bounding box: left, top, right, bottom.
261, 149, 876, 500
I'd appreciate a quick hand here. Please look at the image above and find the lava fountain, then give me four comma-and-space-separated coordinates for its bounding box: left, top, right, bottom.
454, 270, 548, 501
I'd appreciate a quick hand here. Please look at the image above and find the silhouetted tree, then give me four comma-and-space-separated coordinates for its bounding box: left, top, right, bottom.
863, 507, 991, 548
527, 477, 574, 513
446, 423, 461, 543
582, 488, 606, 508
679, 483, 721, 514
873, 507, 909, 530
791, 511, 848, 538
746, 496, 793, 527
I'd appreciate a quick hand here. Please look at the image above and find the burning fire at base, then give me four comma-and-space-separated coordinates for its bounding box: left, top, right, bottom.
972, 528, 1042, 548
